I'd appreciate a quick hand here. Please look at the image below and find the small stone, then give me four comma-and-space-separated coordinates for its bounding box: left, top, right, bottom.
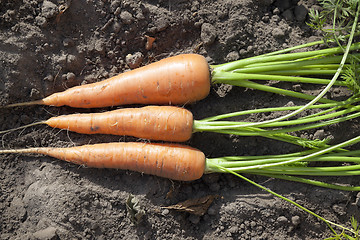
293, 84, 302, 92
239, 49, 246, 55
66, 72, 76, 81
125, 52, 144, 69
262, 15, 270, 23
273, 8, 280, 15
120, 11, 134, 24
201, 23, 216, 45
66, 54, 77, 66
276, 216, 288, 224
294, 5, 308, 22
94, 41, 105, 55
110, 0, 121, 12
154, 17, 170, 32
41, 0, 58, 19
250, 221, 256, 228
282, 9, 294, 21
313, 129, 325, 140
272, 27, 285, 39
226, 51, 240, 62
229, 226, 239, 233
291, 216, 301, 226
33, 227, 59, 240
162, 209, 169, 215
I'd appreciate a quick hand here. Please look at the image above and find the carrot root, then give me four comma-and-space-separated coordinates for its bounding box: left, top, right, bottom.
5, 54, 210, 109
2, 100, 44, 108
0, 121, 46, 135
0, 142, 206, 181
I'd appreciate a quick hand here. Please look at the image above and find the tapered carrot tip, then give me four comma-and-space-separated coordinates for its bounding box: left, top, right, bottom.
3, 54, 211, 109
0, 142, 206, 181
2, 100, 45, 108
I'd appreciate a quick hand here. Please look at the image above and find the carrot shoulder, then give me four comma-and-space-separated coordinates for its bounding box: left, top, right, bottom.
45, 106, 194, 142
40, 54, 210, 108
1, 142, 206, 181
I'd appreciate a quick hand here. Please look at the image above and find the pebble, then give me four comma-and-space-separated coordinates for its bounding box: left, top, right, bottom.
313, 129, 325, 140
226, 51, 240, 62
273, 8, 280, 15
229, 226, 239, 233
276, 216, 288, 224
291, 216, 301, 226
120, 11, 134, 24
32, 227, 59, 240
66, 72, 76, 82
110, 0, 121, 13
294, 5, 308, 22
154, 17, 170, 32
162, 209, 169, 215
272, 27, 285, 39
41, 0, 58, 19
66, 54, 77, 66
201, 23, 216, 45
282, 9, 294, 21
126, 52, 144, 69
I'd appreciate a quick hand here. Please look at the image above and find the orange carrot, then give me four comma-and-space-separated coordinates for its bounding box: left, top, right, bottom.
5, 54, 210, 108
1, 106, 194, 142
0, 142, 206, 181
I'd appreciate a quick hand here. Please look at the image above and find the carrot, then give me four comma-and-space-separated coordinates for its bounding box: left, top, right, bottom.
5, 54, 210, 108
0, 142, 206, 181
0, 106, 194, 142
0, 103, 345, 148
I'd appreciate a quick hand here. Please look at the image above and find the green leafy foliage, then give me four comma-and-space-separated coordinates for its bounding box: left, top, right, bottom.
342, 57, 360, 95
308, 0, 360, 43
324, 216, 359, 239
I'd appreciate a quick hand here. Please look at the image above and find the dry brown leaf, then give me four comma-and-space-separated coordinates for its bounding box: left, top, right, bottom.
162, 195, 218, 216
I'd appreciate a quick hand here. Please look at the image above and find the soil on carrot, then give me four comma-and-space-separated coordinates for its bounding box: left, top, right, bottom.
1, 0, 360, 239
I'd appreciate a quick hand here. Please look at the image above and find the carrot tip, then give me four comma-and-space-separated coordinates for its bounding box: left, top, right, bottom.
2, 100, 44, 108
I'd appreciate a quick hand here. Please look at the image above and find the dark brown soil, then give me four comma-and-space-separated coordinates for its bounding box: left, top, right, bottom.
1, 0, 359, 239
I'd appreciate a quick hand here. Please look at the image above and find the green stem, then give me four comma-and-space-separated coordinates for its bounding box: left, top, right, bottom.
206, 163, 353, 234
212, 71, 347, 86
254, 173, 360, 191
217, 78, 335, 103
214, 42, 360, 72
